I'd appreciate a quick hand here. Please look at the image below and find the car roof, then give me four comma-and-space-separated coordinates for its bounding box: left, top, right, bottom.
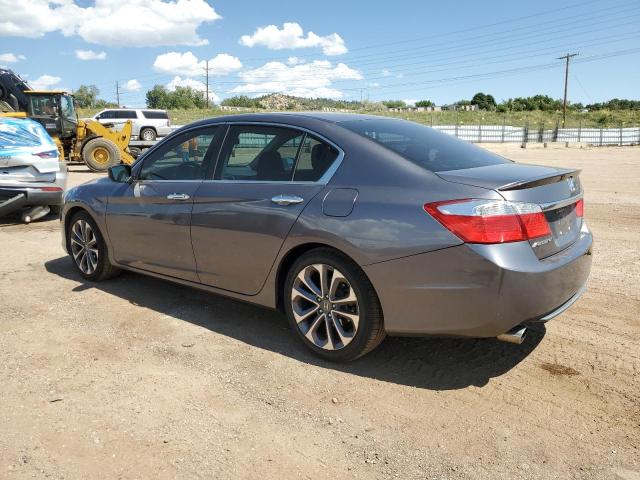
100, 108, 166, 112
187, 111, 400, 128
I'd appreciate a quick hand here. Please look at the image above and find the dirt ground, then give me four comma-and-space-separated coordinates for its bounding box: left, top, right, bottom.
0, 145, 638, 480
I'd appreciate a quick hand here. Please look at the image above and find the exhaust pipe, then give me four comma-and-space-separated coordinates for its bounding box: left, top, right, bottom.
497, 326, 527, 345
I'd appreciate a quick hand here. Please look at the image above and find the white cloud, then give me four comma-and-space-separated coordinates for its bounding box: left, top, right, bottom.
240, 22, 347, 56
0, 53, 26, 63
75, 49, 106, 60
30, 74, 62, 90
122, 79, 142, 92
167, 75, 219, 102
0, 0, 221, 47
232, 60, 362, 99
287, 56, 304, 65
368, 82, 380, 88
154, 51, 242, 77
381, 69, 403, 79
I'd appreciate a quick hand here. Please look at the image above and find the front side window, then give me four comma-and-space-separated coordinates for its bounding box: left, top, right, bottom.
340, 118, 510, 172
99, 111, 115, 119
217, 125, 303, 181
60, 95, 75, 121
139, 127, 218, 181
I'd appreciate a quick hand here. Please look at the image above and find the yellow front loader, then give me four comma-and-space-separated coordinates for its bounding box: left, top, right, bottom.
73, 116, 135, 171
0, 69, 134, 171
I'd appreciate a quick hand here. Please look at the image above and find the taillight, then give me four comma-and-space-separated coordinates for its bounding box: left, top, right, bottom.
575, 199, 584, 217
424, 199, 551, 244
35, 150, 58, 159
37, 186, 63, 192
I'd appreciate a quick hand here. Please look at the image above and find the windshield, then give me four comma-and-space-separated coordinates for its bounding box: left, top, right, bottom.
28, 96, 57, 117
339, 118, 510, 172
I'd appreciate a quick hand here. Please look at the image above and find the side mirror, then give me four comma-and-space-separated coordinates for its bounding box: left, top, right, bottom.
108, 164, 132, 183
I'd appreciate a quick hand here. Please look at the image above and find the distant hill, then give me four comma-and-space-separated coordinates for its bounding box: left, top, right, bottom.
222, 93, 383, 111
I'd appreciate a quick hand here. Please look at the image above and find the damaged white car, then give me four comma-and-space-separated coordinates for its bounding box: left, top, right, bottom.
0, 117, 67, 223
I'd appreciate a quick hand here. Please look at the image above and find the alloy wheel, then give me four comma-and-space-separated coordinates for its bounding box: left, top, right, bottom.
70, 219, 99, 275
291, 263, 360, 350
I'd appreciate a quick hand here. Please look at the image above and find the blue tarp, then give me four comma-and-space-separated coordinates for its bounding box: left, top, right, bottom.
0, 117, 56, 155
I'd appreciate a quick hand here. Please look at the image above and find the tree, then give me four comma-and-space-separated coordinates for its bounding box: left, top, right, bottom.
221, 95, 262, 108
498, 95, 562, 112
471, 92, 497, 111
145, 85, 206, 109
382, 100, 406, 109
94, 98, 118, 108
146, 85, 170, 109
74, 84, 99, 108
169, 86, 207, 109
415, 100, 435, 108
585, 98, 640, 110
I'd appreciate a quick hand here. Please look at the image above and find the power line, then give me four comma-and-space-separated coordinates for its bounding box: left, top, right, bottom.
81, 0, 639, 90
236, 0, 611, 63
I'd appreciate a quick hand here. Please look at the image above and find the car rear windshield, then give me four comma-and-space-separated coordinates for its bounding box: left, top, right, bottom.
142, 111, 168, 119
339, 118, 510, 172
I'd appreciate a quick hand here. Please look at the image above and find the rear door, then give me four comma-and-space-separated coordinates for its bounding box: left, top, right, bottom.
191, 124, 341, 295
106, 126, 221, 280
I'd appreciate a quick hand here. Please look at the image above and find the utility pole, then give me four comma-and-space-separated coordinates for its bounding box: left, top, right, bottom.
557, 53, 578, 128
204, 60, 210, 109
116, 81, 120, 107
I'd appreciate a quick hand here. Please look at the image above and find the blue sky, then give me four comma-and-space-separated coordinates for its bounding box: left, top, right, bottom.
1, 0, 639, 107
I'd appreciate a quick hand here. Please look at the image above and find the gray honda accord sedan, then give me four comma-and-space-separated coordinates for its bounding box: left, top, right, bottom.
61, 113, 592, 361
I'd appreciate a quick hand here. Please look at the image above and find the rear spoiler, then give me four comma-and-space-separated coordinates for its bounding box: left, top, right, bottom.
499, 168, 581, 191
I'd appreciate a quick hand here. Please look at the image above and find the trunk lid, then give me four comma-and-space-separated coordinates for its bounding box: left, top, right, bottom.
437, 163, 583, 258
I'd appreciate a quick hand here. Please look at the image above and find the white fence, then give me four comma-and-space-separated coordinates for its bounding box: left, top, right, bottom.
432, 124, 640, 146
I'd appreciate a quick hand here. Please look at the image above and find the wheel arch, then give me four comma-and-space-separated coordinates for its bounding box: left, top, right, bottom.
63, 205, 104, 253
274, 242, 374, 313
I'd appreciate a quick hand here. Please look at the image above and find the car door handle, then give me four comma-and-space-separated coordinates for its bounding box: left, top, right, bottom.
271, 194, 304, 206
166, 193, 190, 201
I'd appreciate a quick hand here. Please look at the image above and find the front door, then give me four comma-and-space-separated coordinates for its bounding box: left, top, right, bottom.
106, 126, 221, 281
191, 125, 340, 295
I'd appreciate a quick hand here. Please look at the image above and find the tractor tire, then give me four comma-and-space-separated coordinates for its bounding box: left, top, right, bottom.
82, 137, 121, 172
128, 146, 142, 158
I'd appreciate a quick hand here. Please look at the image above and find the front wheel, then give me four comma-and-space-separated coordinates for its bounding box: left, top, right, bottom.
284, 249, 385, 362
67, 211, 121, 281
82, 137, 121, 172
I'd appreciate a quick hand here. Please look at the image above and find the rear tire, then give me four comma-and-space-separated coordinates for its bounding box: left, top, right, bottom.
67, 211, 121, 281
140, 127, 156, 141
82, 138, 121, 172
284, 248, 385, 362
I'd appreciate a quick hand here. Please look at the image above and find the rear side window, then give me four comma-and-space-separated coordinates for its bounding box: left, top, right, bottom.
115, 110, 137, 119
142, 110, 168, 119
340, 118, 509, 172
216, 125, 303, 181
293, 136, 339, 182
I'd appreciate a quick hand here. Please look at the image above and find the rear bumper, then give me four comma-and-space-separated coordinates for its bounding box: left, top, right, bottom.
363, 226, 593, 337
0, 168, 67, 213
0, 187, 64, 206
